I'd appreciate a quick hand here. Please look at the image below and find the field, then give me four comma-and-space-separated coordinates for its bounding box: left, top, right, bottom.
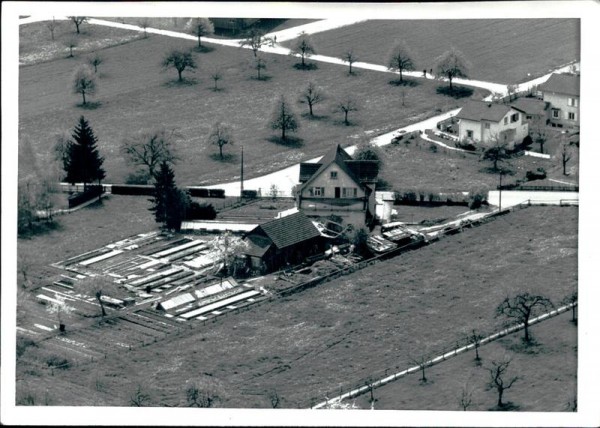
305, 19, 580, 84
16, 205, 577, 408
18, 22, 488, 187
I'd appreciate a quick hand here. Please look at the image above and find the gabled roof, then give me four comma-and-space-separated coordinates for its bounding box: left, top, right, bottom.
456, 101, 517, 122
539, 73, 580, 96
244, 234, 273, 258
250, 211, 321, 250
510, 98, 550, 116
299, 144, 379, 190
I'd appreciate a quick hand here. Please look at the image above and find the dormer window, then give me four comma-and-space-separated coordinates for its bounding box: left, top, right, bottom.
330, 171, 338, 179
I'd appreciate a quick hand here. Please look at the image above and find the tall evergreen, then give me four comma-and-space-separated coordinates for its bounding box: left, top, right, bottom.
150, 161, 189, 231
63, 116, 106, 189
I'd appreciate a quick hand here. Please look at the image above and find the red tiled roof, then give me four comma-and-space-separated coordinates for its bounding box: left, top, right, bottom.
539, 73, 580, 96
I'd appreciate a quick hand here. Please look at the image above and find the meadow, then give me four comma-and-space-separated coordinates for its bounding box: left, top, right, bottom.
305, 19, 580, 84
18, 21, 487, 187
16, 206, 578, 408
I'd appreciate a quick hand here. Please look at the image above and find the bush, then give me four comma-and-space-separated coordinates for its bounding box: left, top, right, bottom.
429, 143, 438, 153
67, 185, 103, 208
455, 140, 477, 151
525, 168, 547, 181
16, 337, 38, 358
468, 190, 487, 209
46, 355, 70, 370
241, 189, 258, 199
186, 202, 217, 220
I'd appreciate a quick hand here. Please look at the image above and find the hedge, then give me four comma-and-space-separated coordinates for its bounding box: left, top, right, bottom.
68, 185, 103, 208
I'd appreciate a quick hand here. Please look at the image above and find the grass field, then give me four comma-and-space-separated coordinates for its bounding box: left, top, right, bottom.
18, 28, 488, 187
16, 205, 577, 408
304, 19, 580, 84
352, 311, 577, 411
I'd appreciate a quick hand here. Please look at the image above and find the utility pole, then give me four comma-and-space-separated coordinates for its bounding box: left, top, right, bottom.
240, 145, 244, 200
499, 171, 503, 212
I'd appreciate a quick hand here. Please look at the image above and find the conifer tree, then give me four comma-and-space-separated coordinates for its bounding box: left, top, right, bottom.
63, 116, 105, 190
149, 161, 189, 231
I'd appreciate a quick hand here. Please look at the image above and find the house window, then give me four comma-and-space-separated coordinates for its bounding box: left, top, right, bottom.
568, 112, 576, 120
342, 187, 358, 198
568, 98, 578, 107
484, 123, 490, 129
510, 113, 519, 123
330, 171, 338, 179
313, 187, 324, 197
504, 117, 508, 125
466, 130, 474, 138
552, 109, 560, 119
526, 115, 532, 120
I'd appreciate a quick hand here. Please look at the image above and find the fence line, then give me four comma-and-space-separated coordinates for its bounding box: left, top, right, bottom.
310, 302, 577, 409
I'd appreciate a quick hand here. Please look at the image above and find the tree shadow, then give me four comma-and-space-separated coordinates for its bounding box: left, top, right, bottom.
506, 336, 544, 355
436, 85, 474, 99
332, 119, 359, 127
267, 135, 304, 148
209, 152, 238, 164
389, 78, 419, 87
162, 77, 198, 87
300, 112, 329, 121
209, 87, 226, 93
77, 101, 102, 110
293, 63, 319, 71
194, 45, 215, 53
249, 75, 272, 82
490, 402, 520, 411
479, 166, 515, 175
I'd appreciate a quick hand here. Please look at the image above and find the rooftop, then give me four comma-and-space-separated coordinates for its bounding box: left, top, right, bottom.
456, 101, 516, 122
250, 211, 321, 250
510, 98, 550, 116
539, 73, 580, 96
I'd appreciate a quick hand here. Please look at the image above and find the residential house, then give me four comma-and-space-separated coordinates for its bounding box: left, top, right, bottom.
456, 101, 528, 149
240, 211, 324, 272
510, 97, 550, 126
538, 73, 580, 128
297, 145, 379, 228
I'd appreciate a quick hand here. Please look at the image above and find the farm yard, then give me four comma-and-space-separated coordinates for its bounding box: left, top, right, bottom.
15, 206, 578, 408
10, 8, 586, 419
306, 19, 580, 84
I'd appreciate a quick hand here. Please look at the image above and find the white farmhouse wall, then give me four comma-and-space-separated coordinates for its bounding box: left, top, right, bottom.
543, 92, 580, 127
300, 163, 365, 199
459, 109, 528, 148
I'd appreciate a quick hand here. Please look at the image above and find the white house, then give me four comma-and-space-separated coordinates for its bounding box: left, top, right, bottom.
538, 73, 580, 128
456, 101, 529, 149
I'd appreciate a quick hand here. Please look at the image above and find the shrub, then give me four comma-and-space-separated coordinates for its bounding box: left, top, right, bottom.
16, 337, 38, 358
455, 140, 477, 151
241, 189, 258, 199
429, 143, 438, 153
525, 168, 547, 181
186, 202, 217, 220
468, 190, 487, 209
46, 355, 70, 369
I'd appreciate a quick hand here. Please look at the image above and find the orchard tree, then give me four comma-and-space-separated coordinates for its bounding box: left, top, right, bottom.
207, 122, 234, 160
252, 56, 267, 80
562, 290, 578, 323
64, 36, 78, 57
387, 41, 415, 84
187, 17, 214, 49
342, 49, 358, 74
239, 29, 274, 57
298, 81, 325, 117
72, 64, 97, 105
63, 116, 106, 190
481, 134, 511, 171
88, 52, 103, 73
46, 17, 59, 41
487, 358, 519, 408
69, 16, 87, 34
336, 95, 359, 126
121, 128, 180, 182
211, 69, 222, 91
496, 292, 554, 343
435, 47, 471, 91
290, 31, 316, 68
150, 161, 190, 231
162, 49, 197, 82
269, 95, 299, 142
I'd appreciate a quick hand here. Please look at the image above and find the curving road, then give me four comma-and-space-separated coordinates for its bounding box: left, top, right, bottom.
19, 17, 579, 197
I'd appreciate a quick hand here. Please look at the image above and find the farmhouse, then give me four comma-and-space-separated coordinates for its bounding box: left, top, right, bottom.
538, 73, 580, 128
510, 97, 550, 125
296, 145, 379, 228
456, 101, 528, 148
240, 211, 324, 272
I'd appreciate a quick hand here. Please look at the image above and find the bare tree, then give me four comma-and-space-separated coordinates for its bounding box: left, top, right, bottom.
252, 56, 267, 80
130, 384, 151, 407
487, 358, 518, 408
561, 139, 573, 175
459, 382, 474, 410
342, 49, 358, 74
387, 41, 415, 84
435, 47, 471, 91
186, 384, 215, 407
239, 29, 274, 57
88, 52, 103, 73
496, 292, 554, 343
562, 290, 578, 323
69, 16, 87, 34
410, 354, 431, 383
137, 18, 150, 38
470, 329, 484, 364
298, 81, 325, 117
207, 122, 234, 160
270, 95, 299, 141
211, 69, 222, 91
481, 134, 511, 171
186, 17, 214, 49
336, 96, 359, 126
64, 36, 78, 57
72, 64, 97, 105
162, 49, 197, 82
290, 31, 316, 68
46, 17, 59, 41
121, 128, 180, 181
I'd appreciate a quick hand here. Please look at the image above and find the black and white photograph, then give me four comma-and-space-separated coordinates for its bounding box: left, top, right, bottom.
2, 1, 599, 426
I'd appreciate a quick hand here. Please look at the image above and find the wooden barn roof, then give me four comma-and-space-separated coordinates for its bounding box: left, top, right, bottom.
252, 212, 321, 250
